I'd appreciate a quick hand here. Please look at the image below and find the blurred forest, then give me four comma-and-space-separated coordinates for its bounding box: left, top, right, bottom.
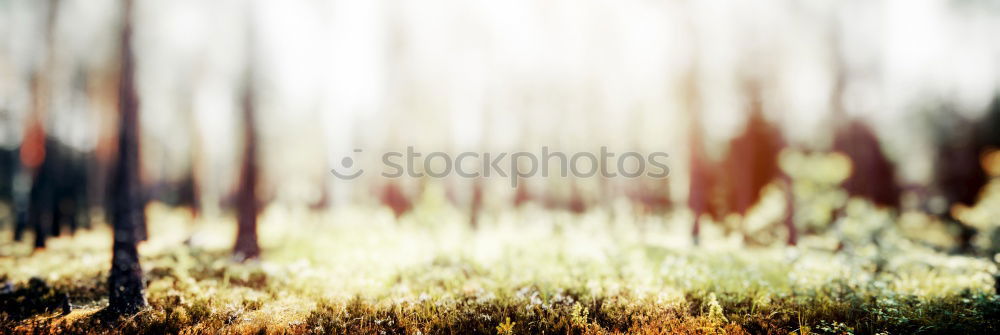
2, 0, 1000, 334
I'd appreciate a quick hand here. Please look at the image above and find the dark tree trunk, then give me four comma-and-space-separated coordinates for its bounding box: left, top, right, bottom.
20, 0, 56, 246
470, 179, 483, 227
27, 180, 50, 249
380, 182, 411, 218
705, 83, 791, 246
782, 175, 797, 246
832, 120, 901, 208
685, 71, 710, 245
106, 0, 146, 315
233, 78, 261, 261
829, 50, 901, 212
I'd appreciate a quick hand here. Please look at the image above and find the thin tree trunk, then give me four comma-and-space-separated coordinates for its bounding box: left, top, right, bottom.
20, 0, 60, 248
469, 179, 483, 227
232, 5, 261, 261
233, 79, 260, 261
684, 70, 711, 246
106, 0, 146, 315
783, 175, 797, 246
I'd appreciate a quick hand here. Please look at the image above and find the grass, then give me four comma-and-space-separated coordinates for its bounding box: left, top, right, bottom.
1, 181, 1000, 334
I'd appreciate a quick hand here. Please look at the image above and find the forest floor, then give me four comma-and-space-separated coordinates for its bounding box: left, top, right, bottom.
1, 197, 1000, 334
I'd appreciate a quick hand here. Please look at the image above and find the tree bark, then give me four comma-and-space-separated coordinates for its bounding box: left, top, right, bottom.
233, 78, 260, 261
106, 0, 146, 315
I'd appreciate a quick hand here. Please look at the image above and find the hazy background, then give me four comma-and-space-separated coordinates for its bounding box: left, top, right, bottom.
2, 0, 999, 217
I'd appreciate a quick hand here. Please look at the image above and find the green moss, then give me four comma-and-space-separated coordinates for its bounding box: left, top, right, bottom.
1, 204, 999, 334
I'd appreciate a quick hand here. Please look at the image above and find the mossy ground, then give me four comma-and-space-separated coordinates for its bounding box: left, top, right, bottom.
1, 197, 999, 334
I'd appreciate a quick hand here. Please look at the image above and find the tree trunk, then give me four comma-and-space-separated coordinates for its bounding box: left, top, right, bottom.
106, 0, 146, 315
683, 70, 713, 246
20, 0, 59, 248
233, 78, 260, 261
